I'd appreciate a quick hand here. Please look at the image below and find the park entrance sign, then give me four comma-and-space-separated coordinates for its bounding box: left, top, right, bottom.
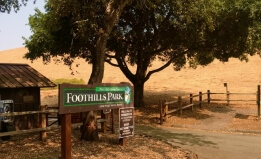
58, 83, 134, 159
59, 83, 133, 114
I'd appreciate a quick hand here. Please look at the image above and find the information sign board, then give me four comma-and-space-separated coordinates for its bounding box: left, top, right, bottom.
119, 107, 134, 138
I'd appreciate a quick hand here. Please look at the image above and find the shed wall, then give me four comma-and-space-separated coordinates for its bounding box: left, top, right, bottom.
0, 87, 40, 130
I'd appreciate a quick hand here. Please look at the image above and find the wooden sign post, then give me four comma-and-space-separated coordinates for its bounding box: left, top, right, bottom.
61, 114, 71, 159
257, 85, 260, 119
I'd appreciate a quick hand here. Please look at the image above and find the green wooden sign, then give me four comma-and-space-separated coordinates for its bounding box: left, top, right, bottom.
58, 83, 133, 114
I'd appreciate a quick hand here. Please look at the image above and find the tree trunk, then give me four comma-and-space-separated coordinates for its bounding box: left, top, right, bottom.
81, 111, 99, 141
133, 81, 145, 107
81, 0, 132, 141
81, 38, 106, 141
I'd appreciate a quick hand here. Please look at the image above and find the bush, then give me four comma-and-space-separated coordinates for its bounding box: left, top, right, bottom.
53, 78, 86, 85
42, 78, 86, 90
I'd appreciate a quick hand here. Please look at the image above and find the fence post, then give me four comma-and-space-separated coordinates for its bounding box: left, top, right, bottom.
159, 100, 162, 125
190, 94, 193, 111
257, 85, 260, 119
227, 91, 230, 106
111, 109, 115, 134
164, 100, 168, 122
40, 105, 47, 141
224, 83, 228, 92
207, 90, 211, 104
101, 111, 106, 133
45, 105, 48, 126
178, 96, 182, 115
199, 92, 202, 109
159, 100, 162, 124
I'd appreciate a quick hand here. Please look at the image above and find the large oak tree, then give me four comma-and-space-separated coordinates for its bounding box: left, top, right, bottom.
106, 0, 261, 106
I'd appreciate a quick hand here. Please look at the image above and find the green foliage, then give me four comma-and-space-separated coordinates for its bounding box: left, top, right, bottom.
202, 0, 261, 62
107, 0, 261, 72
24, 0, 261, 67
24, 0, 103, 65
53, 78, 85, 85
0, 0, 30, 13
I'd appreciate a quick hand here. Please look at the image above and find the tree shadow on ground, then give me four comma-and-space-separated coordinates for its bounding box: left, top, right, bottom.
167, 103, 234, 121
234, 113, 251, 119
202, 103, 234, 114
144, 90, 189, 106
1, 128, 189, 158
136, 125, 217, 148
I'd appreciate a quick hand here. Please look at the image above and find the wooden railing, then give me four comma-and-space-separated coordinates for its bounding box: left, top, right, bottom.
159, 92, 208, 124
160, 85, 261, 125
0, 106, 58, 140
0, 107, 114, 139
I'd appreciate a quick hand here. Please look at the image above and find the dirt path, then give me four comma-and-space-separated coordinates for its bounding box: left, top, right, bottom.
174, 104, 259, 132
135, 100, 261, 135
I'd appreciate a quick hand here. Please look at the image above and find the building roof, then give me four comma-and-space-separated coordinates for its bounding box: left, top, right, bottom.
0, 63, 56, 88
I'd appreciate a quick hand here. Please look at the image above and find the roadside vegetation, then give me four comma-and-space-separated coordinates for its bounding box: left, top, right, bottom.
53, 78, 86, 85
41, 78, 86, 90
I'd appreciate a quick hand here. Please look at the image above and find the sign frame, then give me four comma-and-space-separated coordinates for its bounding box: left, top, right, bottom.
58, 83, 134, 114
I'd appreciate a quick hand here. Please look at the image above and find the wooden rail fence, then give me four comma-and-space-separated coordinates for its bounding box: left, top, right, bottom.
160, 85, 261, 125
0, 106, 58, 140
0, 107, 113, 140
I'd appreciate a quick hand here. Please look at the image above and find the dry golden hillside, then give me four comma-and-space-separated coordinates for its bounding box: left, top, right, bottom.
0, 47, 261, 95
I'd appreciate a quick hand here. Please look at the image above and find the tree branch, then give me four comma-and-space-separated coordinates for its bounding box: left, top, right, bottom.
105, 53, 116, 58
74, 19, 89, 24
151, 47, 168, 55
116, 55, 135, 82
105, 59, 119, 67
145, 57, 174, 81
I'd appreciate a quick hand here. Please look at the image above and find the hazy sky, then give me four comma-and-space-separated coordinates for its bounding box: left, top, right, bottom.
0, 1, 45, 51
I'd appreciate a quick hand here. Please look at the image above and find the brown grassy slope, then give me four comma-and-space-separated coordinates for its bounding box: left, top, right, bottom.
0, 48, 129, 84
0, 47, 261, 96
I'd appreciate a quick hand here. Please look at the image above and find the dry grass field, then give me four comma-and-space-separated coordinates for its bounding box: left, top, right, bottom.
1, 47, 261, 95
1, 47, 261, 158
1, 48, 261, 107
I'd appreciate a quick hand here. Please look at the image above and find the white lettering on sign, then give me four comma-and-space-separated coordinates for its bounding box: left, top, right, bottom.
120, 113, 132, 117
107, 93, 123, 101
120, 109, 132, 113
66, 93, 120, 103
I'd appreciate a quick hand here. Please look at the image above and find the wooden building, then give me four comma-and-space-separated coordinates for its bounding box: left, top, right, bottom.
0, 63, 56, 130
